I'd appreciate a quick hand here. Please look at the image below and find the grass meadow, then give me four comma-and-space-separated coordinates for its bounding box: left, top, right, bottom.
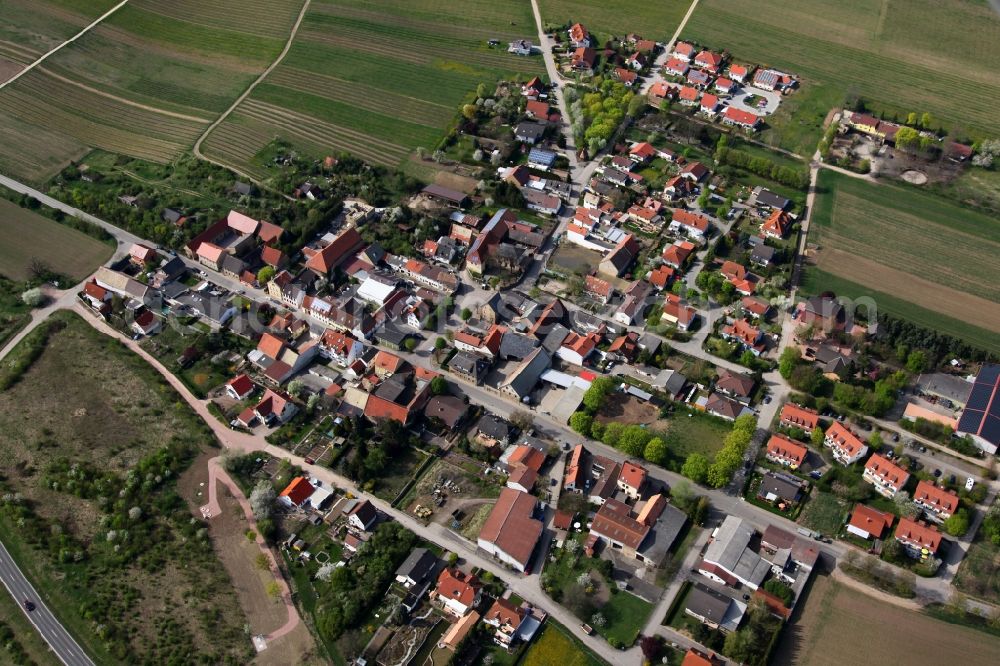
682, 0, 1000, 155
520, 622, 605, 666
201, 0, 546, 173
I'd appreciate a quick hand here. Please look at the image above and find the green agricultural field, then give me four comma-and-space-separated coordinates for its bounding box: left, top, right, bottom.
201, 0, 546, 172
804, 170, 1000, 352
538, 0, 691, 40
0, 0, 118, 64
0, 0, 304, 181
0, 198, 112, 281
683, 0, 1000, 155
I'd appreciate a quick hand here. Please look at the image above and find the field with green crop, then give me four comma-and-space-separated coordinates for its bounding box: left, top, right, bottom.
201, 0, 546, 172
803, 170, 1000, 352
0, 0, 303, 182
0, 0, 118, 65
682, 0, 1000, 155
538, 0, 690, 40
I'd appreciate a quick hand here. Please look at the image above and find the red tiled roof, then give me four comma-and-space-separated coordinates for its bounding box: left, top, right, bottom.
723, 107, 760, 127
662, 240, 695, 267
305, 228, 364, 274
478, 489, 543, 569
508, 445, 545, 472
648, 265, 675, 288
780, 403, 820, 430
914, 480, 959, 515
590, 498, 649, 550
196, 242, 225, 263
895, 517, 942, 553
280, 477, 314, 506
827, 422, 866, 458
672, 208, 709, 231
766, 434, 808, 466
227, 373, 255, 398
864, 454, 910, 491
257, 332, 286, 359
619, 462, 647, 490
435, 568, 480, 606
762, 209, 791, 238
848, 504, 894, 539
226, 210, 260, 235
678, 86, 699, 101
261, 245, 285, 267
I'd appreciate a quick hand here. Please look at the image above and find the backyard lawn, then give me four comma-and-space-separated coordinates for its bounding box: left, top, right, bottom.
593, 590, 653, 648
798, 491, 849, 536
520, 622, 605, 666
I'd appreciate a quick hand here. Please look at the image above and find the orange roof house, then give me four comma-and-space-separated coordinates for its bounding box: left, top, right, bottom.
913, 480, 959, 520
304, 228, 364, 275
824, 422, 868, 465
862, 454, 910, 497
847, 504, 894, 540
780, 403, 820, 431
894, 517, 942, 557
765, 434, 807, 469
257, 332, 286, 359
434, 568, 481, 616
761, 209, 791, 239
618, 462, 647, 497
279, 477, 315, 507
477, 488, 543, 572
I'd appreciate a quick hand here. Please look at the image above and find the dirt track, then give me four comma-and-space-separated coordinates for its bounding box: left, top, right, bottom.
816, 248, 1000, 332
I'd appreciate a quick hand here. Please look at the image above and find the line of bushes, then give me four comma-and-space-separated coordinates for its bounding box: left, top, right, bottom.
0, 318, 66, 391
715, 145, 809, 189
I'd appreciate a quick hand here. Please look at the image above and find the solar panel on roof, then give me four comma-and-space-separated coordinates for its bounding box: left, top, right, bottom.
979, 365, 1000, 384
966, 388, 991, 411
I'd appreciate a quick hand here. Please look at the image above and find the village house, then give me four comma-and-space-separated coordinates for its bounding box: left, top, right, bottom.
722, 107, 761, 131
721, 318, 766, 355
779, 403, 820, 431
825, 422, 868, 465
617, 462, 647, 499
662, 240, 696, 269
894, 517, 942, 560
661, 293, 697, 331
765, 434, 807, 469
714, 369, 755, 403
433, 568, 481, 617
846, 504, 895, 540
862, 454, 910, 498
913, 480, 959, 523
225, 374, 256, 401
477, 488, 543, 572
669, 209, 711, 241
347, 499, 379, 531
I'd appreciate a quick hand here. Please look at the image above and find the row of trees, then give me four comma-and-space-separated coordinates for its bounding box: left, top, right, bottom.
681, 414, 757, 488
715, 136, 809, 189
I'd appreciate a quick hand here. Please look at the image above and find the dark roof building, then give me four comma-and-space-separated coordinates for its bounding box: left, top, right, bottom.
957, 364, 1000, 454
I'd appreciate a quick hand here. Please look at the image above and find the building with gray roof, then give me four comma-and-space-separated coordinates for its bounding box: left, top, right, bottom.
699, 516, 769, 590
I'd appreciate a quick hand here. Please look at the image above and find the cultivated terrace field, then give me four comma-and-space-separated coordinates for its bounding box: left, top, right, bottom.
0, 0, 304, 183
538, 0, 690, 40
774, 576, 1000, 665
804, 169, 1000, 353
682, 0, 1000, 155
201, 0, 546, 176
0, 312, 251, 664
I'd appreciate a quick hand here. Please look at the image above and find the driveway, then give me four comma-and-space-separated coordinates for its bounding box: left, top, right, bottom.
725, 86, 782, 116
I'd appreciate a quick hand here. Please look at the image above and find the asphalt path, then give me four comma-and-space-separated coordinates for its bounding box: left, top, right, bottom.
0, 540, 94, 666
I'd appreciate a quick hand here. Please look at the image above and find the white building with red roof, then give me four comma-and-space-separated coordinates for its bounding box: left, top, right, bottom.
477, 488, 543, 572
824, 422, 868, 465
433, 568, 481, 617
847, 504, 894, 540
765, 434, 807, 469
779, 403, 820, 431
722, 107, 761, 131
617, 462, 647, 499
894, 518, 942, 559
913, 480, 959, 522
225, 374, 256, 401
862, 454, 910, 498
